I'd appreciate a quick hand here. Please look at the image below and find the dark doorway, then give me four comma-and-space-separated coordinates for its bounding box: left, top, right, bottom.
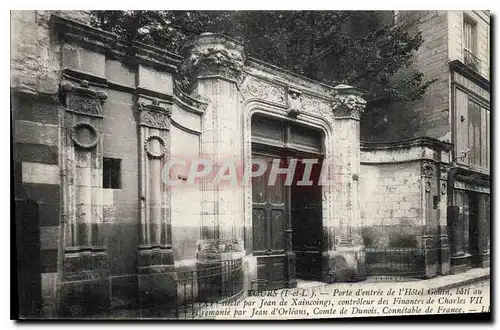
291, 159, 323, 281
250, 114, 324, 290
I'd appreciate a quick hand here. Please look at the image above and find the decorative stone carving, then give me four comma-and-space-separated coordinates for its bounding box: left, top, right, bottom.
144, 135, 167, 159
239, 77, 286, 105
422, 161, 436, 177
60, 80, 108, 117
70, 122, 99, 149
425, 181, 432, 192
331, 84, 366, 120
179, 33, 246, 88
287, 87, 302, 117
138, 99, 172, 130
441, 182, 447, 195
300, 95, 332, 117
440, 163, 450, 180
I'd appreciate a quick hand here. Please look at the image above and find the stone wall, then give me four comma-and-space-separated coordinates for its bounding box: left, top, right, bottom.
360, 161, 422, 248
394, 10, 450, 142
359, 138, 453, 278
11, 10, 92, 318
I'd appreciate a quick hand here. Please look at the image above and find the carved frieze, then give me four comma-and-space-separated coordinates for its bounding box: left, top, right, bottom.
331, 84, 366, 120
300, 94, 332, 117
239, 76, 286, 105
60, 80, 108, 117
138, 99, 172, 130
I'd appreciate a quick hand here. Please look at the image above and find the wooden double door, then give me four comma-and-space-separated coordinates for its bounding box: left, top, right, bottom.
252, 151, 323, 290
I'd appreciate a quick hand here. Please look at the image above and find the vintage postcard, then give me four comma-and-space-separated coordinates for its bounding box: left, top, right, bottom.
11, 10, 491, 320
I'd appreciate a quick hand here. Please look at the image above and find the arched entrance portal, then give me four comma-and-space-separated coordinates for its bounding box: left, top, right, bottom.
251, 114, 324, 290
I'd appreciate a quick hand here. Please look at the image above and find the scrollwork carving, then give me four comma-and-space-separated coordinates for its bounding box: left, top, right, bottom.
422, 161, 436, 177
300, 95, 332, 117
138, 99, 172, 130
60, 80, 108, 117
239, 77, 286, 105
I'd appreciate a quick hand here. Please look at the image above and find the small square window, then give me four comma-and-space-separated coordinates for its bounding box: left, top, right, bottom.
103, 158, 121, 189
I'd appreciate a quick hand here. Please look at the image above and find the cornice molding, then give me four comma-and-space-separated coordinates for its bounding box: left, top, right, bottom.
361, 137, 453, 152
449, 59, 490, 91
51, 14, 182, 74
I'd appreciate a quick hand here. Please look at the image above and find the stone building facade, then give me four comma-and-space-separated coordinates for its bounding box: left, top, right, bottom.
393, 10, 491, 273
11, 11, 489, 318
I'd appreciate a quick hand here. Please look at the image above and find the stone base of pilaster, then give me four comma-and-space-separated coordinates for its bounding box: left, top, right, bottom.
284, 251, 297, 288
450, 254, 472, 274
137, 247, 177, 314
422, 236, 437, 279
471, 252, 490, 268
321, 244, 366, 283
59, 248, 109, 317
438, 235, 451, 276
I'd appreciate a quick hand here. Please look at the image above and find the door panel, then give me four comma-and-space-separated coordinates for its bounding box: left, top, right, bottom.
291, 161, 323, 280
256, 255, 286, 290
252, 154, 287, 289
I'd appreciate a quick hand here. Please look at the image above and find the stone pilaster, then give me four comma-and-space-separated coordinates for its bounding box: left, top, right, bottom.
58, 79, 109, 316
180, 33, 245, 267
438, 163, 451, 275
473, 194, 490, 268
322, 85, 366, 282
421, 160, 438, 278
136, 97, 177, 311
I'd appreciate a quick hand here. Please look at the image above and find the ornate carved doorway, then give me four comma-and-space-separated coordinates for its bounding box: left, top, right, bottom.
251, 114, 324, 290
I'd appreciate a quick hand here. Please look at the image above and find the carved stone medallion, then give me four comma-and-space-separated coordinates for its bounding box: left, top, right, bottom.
71, 122, 99, 149
144, 135, 166, 159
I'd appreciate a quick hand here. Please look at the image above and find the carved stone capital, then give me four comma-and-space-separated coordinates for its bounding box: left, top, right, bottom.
422, 160, 436, 177
331, 84, 366, 120
179, 33, 246, 88
138, 98, 172, 130
59, 80, 108, 117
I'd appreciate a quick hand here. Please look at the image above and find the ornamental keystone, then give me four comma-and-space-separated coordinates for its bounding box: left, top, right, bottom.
332, 84, 367, 120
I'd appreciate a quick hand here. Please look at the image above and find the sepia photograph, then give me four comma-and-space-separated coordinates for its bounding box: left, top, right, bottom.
10, 8, 491, 321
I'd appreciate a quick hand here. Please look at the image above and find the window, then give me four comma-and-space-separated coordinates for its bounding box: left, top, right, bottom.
463, 15, 480, 72
463, 16, 477, 53
454, 89, 490, 170
103, 158, 121, 189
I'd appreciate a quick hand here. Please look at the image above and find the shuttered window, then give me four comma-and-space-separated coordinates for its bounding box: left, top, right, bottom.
454, 89, 490, 170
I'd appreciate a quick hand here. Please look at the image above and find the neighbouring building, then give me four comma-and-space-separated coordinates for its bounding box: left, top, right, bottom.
11, 11, 490, 319
392, 10, 491, 273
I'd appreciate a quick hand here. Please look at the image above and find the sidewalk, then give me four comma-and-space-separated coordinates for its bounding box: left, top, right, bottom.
87, 267, 490, 319
296, 267, 490, 292
412, 267, 490, 291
